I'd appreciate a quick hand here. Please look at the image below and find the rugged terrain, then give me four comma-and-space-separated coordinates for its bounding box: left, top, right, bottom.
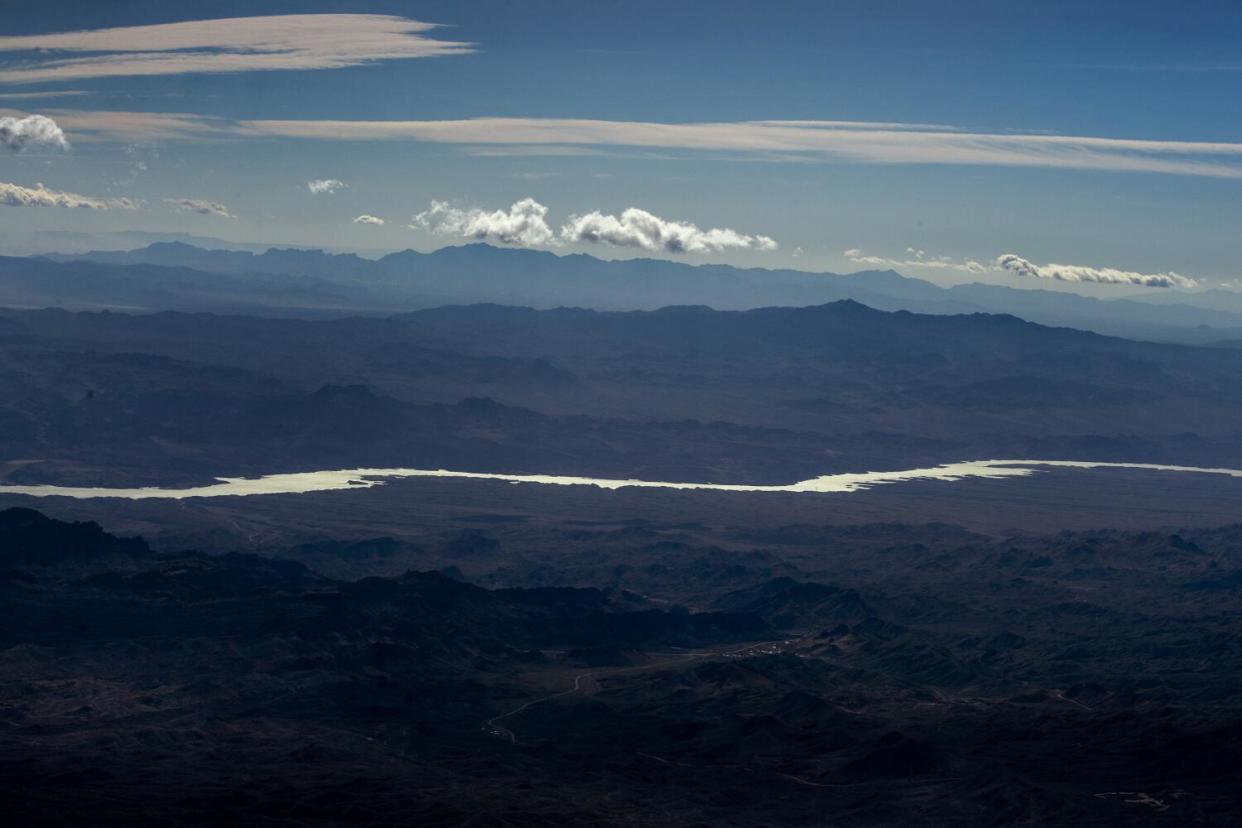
2, 278, 1242, 825
4, 506, 1242, 825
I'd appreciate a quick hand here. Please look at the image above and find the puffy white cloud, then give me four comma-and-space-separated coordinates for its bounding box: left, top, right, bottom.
996, 254, 1198, 288
0, 114, 69, 152
164, 197, 235, 219
409, 198, 777, 254
0, 180, 136, 209
411, 198, 555, 247
308, 178, 346, 194
0, 15, 473, 83
353, 214, 385, 225
561, 208, 777, 253
844, 247, 990, 274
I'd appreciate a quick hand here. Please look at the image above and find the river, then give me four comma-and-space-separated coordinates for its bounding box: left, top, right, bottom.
1, 459, 1241, 500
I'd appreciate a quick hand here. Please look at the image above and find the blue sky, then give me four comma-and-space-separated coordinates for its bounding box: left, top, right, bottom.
1, 0, 1240, 293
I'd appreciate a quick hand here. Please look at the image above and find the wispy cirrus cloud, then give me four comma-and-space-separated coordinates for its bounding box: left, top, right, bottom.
17, 110, 1242, 178
0, 15, 473, 83
996, 254, 1198, 288
563, 208, 776, 253
0, 180, 136, 209
0, 108, 229, 143
307, 178, 346, 195
0, 114, 68, 152
0, 91, 86, 100
844, 247, 990, 274
231, 117, 1242, 179
353, 214, 385, 225
164, 197, 235, 219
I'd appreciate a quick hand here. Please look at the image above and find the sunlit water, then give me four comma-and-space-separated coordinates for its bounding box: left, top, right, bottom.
1, 459, 1241, 500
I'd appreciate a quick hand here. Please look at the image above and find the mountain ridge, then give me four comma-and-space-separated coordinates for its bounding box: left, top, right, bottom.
29, 241, 1242, 344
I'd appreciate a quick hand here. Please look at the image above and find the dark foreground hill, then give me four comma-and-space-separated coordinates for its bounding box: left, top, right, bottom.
5, 507, 1242, 825
1, 301, 1241, 486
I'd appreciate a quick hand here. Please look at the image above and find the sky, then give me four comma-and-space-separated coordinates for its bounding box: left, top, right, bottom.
1, 0, 1240, 294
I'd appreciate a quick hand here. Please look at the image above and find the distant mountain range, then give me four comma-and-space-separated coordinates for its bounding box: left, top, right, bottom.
0, 240, 1234, 343
0, 229, 387, 257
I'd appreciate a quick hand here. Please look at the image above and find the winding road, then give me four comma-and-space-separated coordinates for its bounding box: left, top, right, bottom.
484, 672, 593, 744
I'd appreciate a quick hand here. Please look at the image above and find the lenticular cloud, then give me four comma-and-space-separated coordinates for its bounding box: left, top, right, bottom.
0, 15, 473, 83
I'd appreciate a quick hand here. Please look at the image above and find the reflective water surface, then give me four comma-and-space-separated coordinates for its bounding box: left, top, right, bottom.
2, 459, 1241, 500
